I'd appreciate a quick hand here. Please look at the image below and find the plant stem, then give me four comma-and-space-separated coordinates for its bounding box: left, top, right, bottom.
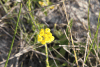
45, 44, 50, 67
84, 11, 100, 63
4, 3, 22, 67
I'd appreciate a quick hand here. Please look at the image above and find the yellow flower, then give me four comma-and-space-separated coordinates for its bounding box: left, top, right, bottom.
39, 29, 44, 36
38, 28, 55, 44
39, 1, 43, 5
50, 6, 54, 9
39, 1, 47, 7
47, 37, 52, 43
38, 35, 43, 41
47, 32, 52, 37
45, 28, 50, 33
41, 40, 46, 44
40, 29, 44, 32
39, 1, 54, 9
50, 36, 54, 41
44, 37, 49, 42
43, 34, 47, 40
42, 2, 47, 6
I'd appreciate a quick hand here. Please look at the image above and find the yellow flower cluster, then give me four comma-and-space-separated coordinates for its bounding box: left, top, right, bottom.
39, 1, 54, 9
38, 28, 55, 44
39, 1, 48, 6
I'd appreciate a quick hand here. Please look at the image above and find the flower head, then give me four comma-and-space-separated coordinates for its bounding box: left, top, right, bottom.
41, 40, 46, 44
39, 29, 44, 36
39, 1, 47, 7
39, 1, 54, 9
38, 35, 43, 41
38, 28, 55, 44
49, 6, 54, 9
45, 28, 50, 33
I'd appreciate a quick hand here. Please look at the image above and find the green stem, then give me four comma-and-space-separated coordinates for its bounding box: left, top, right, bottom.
45, 44, 50, 67
84, 11, 100, 63
4, 3, 22, 67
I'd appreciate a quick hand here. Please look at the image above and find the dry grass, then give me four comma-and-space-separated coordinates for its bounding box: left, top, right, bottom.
0, 0, 100, 67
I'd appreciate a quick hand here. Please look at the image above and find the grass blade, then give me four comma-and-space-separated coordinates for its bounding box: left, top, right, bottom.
4, 3, 22, 67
